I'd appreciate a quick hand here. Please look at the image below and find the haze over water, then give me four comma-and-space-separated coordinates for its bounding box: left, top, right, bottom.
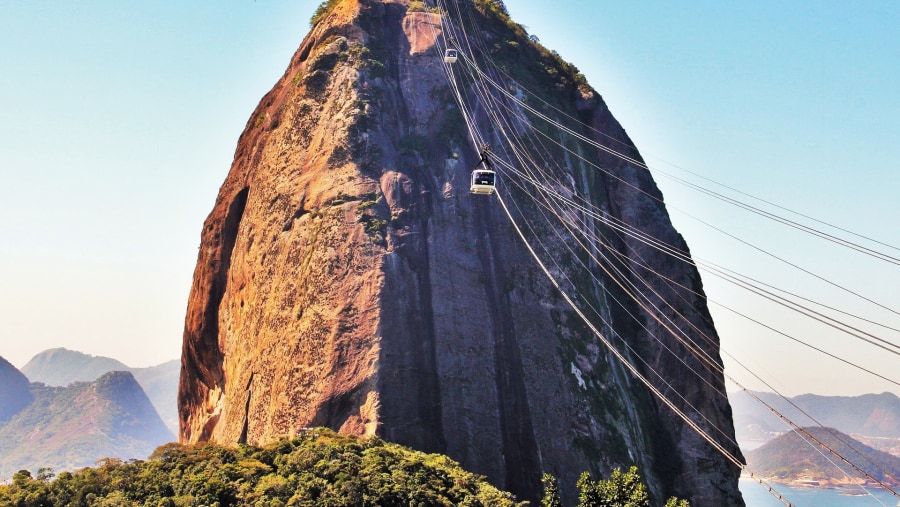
740, 479, 899, 507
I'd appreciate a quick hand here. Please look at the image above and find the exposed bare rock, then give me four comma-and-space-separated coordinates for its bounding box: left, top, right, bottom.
179, 1, 744, 505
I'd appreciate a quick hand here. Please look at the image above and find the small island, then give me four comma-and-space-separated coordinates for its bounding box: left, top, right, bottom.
745, 426, 900, 492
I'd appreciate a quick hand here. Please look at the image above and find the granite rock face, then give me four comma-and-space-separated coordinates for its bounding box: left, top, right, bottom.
179, 1, 744, 505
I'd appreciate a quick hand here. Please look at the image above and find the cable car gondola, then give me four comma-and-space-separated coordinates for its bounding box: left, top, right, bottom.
470, 150, 496, 195
444, 48, 458, 64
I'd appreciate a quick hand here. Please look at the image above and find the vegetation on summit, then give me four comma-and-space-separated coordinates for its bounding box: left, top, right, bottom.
310, 0, 342, 27
0, 429, 521, 506
0, 428, 691, 506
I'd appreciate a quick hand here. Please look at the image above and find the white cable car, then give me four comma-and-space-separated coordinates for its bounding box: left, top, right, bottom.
444, 48, 458, 64
470, 151, 496, 195
470, 169, 496, 194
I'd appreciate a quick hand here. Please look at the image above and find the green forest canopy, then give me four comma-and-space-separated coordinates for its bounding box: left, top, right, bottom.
0, 428, 690, 507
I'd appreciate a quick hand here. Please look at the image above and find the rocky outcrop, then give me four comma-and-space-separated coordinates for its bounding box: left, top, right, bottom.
179, 0, 744, 505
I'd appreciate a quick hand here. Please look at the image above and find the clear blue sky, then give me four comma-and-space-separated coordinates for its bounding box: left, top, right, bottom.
1, 1, 897, 397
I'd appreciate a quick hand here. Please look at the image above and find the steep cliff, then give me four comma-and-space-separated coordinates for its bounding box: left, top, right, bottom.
179, 0, 744, 505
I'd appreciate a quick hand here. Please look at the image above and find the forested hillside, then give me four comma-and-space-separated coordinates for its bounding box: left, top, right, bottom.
0, 428, 691, 507
0, 429, 520, 506
746, 427, 900, 487
0, 371, 173, 480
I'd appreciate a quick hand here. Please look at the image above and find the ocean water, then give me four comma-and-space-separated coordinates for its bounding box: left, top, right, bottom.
740, 478, 900, 507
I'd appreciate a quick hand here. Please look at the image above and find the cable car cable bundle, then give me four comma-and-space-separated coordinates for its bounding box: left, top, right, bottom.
432, 1, 900, 503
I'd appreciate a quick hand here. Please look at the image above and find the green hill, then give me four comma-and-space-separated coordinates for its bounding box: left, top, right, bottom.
20, 348, 179, 434
0, 371, 174, 481
745, 426, 900, 487
0, 429, 522, 506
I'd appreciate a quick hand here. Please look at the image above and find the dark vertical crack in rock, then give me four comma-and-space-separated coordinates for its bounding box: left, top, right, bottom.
186, 186, 249, 441
474, 198, 542, 502
238, 372, 254, 444
413, 213, 447, 453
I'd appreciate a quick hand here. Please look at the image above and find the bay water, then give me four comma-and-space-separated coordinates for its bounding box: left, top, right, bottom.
740, 478, 899, 507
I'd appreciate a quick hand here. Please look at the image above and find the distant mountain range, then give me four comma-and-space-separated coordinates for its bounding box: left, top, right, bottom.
7, 349, 899, 491
0, 357, 174, 481
730, 390, 900, 443
21, 348, 130, 386
746, 427, 900, 488
21, 348, 179, 434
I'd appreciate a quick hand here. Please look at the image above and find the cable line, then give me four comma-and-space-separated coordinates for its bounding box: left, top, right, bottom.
474, 85, 900, 329
496, 191, 795, 507
467, 49, 900, 262
434, 2, 900, 503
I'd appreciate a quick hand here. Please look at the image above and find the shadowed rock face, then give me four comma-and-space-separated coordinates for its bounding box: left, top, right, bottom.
178, 1, 744, 505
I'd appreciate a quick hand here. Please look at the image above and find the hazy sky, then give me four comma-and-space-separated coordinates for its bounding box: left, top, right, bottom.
1, 1, 897, 398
